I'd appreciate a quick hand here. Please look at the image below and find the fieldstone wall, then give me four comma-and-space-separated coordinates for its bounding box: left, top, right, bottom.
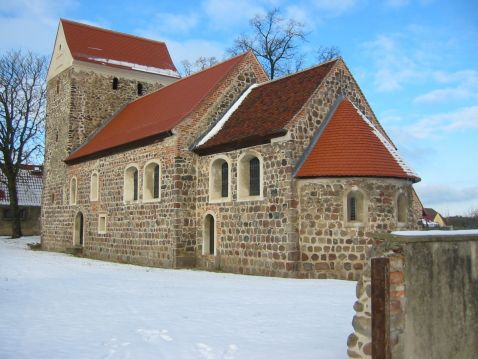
297, 178, 415, 280
42, 65, 177, 253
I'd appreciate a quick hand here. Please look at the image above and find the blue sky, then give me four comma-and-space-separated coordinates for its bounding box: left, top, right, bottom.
1, 0, 477, 216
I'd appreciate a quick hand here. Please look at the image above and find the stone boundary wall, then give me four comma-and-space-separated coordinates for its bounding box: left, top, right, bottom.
348, 231, 478, 358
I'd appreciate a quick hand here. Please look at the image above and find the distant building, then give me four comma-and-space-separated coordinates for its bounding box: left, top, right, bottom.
422, 207, 447, 228
0, 165, 43, 236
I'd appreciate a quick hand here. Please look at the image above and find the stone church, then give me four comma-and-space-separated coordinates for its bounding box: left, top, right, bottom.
41, 19, 420, 280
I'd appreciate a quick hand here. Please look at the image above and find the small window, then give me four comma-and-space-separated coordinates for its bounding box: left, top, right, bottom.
221, 162, 228, 197
69, 177, 77, 205
55, 131, 59, 142
137, 83, 143, 96
98, 214, 107, 234
90, 172, 99, 201
112, 77, 119, 90
51, 193, 55, 204
238, 153, 263, 200
397, 193, 407, 223
346, 189, 365, 224
56, 79, 60, 94
124, 166, 139, 202
249, 157, 260, 196
209, 157, 231, 202
143, 161, 161, 201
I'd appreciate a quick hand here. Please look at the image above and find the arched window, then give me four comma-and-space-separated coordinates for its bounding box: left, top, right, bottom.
90, 172, 99, 201
137, 83, 143, 96
346, 189, 366, 224
209, 156, 231, 202
143, 161, 161, 201
112, 77, 119, 90
203, 214, 216, 255
238, 152, 263, 200
69, 177, 77, 205
397, 193, 407, 223
124, 166, 139, 202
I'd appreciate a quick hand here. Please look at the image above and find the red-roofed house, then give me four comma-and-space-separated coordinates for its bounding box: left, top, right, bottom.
42, 20, 420, 280
1, 165, 43, 236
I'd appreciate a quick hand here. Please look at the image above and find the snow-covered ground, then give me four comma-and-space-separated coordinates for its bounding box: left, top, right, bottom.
0, 237, 355, 359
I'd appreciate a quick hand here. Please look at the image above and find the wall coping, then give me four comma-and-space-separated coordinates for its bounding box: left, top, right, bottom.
378, 229, 478, 243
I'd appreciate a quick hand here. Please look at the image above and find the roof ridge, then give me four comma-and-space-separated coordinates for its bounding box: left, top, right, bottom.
61, 18, 167, 46
255, 58, 339, 88
121, 52, 249, 107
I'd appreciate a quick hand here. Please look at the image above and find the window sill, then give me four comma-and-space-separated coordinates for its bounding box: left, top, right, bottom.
237, 195, 264, 202
143, 198, 161, 203
209, 197, 232, 204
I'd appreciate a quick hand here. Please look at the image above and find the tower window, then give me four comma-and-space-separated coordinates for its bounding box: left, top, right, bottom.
56, 79, 60, 94
137, 83, 143, 96
112, 77, 119, 90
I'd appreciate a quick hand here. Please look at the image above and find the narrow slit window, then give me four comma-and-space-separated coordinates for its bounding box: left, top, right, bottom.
137, 83, 143, 96
249, 157, 260, 196
133, 169, 138, 201
349, 196, 356, 221
221, 162, 228, 198
153, 164, 160, 199
112, 77, 119, 90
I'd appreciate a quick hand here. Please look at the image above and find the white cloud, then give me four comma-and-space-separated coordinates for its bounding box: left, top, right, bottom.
202, 0, 265, 27
414, 70, 478, 103
395, 105, 478, 140
313, 0, 360, 15
414, 182, 478, 216
0, 0, 76, 54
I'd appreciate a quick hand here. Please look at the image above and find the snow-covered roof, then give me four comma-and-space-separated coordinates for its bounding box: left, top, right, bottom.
0, 166, 43, 207
392, 229, 478, 237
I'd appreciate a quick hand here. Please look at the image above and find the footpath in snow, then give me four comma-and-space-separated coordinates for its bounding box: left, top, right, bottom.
0, 236, 355, 359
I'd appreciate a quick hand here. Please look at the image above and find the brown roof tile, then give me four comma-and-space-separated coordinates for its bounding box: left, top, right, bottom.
61, 19, 177, 75
194, 60, 338, 154
66, 53, 249, 163
295, 99, 419, 181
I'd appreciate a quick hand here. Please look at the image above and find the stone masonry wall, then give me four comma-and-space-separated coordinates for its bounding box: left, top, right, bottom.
42, 66, 176, 253
297, 178, 415, 280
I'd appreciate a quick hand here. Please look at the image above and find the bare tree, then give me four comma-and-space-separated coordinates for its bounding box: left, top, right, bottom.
228, 8, 307, 79
316, 45, 341, 63
0, 50, 47, 238
180, 56, 218, 76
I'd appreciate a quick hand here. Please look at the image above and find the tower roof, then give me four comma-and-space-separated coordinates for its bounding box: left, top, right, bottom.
61, 19, 178, 77
294, 98, 420, 182
66, 53, 249, 163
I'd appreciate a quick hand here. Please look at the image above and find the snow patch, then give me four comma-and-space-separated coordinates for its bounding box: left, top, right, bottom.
196, 84, 258, 147
0, 236, 354, 359
87, 56, 180, 78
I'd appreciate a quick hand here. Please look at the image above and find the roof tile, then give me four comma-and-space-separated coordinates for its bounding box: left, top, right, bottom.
295, 99, 419, 181
195, 60, 338, 153
66, 53, 248, 163
61, 19, 178, 76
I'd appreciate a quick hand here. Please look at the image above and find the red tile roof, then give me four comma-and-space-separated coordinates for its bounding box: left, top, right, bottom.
194, 60, 338, 154
295, 99, 419, 181
66, 53, 249, 163
61, 19, 178, 76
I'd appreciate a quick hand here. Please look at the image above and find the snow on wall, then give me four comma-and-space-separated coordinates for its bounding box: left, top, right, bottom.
87, 57, 180, 78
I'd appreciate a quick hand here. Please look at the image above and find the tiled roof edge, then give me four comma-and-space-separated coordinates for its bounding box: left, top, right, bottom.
292, 95, 345, 177
350, 102, 420, 181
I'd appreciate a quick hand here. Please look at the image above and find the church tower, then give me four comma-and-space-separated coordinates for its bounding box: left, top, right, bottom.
42, 19, 179, 249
